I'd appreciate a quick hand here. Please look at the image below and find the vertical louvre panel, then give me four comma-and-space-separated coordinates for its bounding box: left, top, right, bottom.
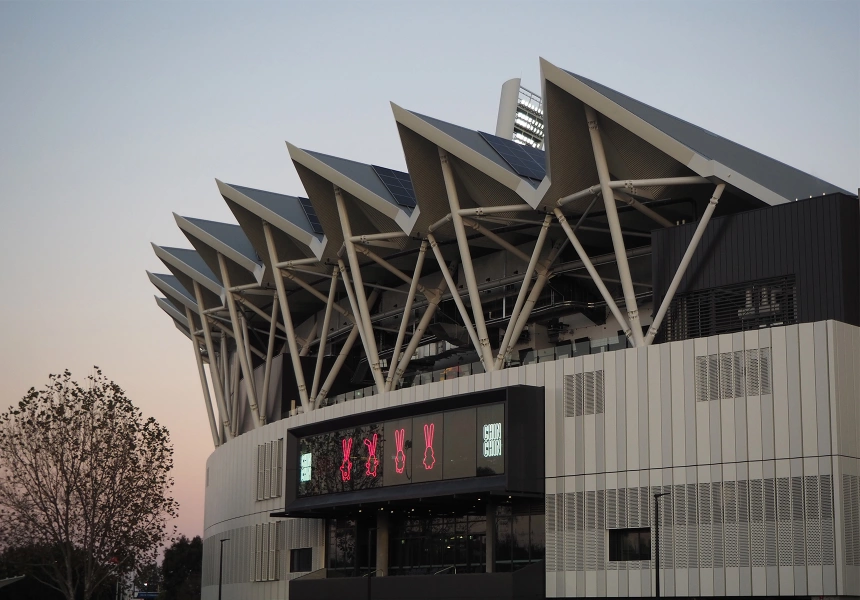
576, 491, 585, 571
687, 483, 699, 568
595, 370, 605, 415
268, 523, 277, 580
724, 481, 739, 567
627, 487, 639, 570
712, 482, 724, 568
738, 479, 750, 568
660, 485, 673, 569
576, 373, 585, 417
255, 524, 263, 582
695, 356, 709, 402
733, 350, 745, 397
805, 475, 821, 565
674, 485, 687, 568
777, 477, 792, 566
564, 492, 576, 571
699, 482, 713, 567
256, 445, 265, 501
597, 489, 606, 571
821, 475, 835, 566
720, 352, 733, 400
264, 443, 272, 500
606, 489, 617, 571
791, 476, 805, 566
708, 355, 720, 402
250, 526, 256, 582
759, 348, 772, 395
746, 350, 761, 396
764, 478, 778, 566
564, 375, 576, 417
751, 479, 765, 567
585, 490, 596, 571
546, 494, 557, 571
584, 372, 595, 416
277, 438, 284, 498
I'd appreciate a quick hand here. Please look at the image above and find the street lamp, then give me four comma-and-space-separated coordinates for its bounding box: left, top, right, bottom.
653, 492, 670, 598
218, 538, 230, 600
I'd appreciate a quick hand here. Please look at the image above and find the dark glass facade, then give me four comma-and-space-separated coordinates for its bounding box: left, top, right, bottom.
325, 501, 544, 577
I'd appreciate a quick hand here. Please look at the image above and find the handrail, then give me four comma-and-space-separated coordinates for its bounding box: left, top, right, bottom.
362, 568, 384, 577
433, 565, 457, 575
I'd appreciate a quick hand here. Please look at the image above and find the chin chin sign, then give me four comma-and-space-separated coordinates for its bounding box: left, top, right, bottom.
340, 438, 353, 482
422, 423, 436, 470
364, 433, 379, 477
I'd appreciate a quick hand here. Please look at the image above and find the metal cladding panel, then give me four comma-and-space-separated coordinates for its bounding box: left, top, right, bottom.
543, 81, 599, 214
566, 70, 853, 200
396, 122, 454, 237
651, 193, 860, 331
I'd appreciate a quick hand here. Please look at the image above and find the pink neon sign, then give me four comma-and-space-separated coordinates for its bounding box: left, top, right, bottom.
363, 433, 379, 477
339, 438, 353, 482
422, 423, 436, 470
394, 428, 406, 474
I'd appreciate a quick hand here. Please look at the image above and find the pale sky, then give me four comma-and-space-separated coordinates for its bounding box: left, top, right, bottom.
0, 0, 857, 540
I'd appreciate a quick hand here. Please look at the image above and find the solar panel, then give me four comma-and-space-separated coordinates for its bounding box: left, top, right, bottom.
371, 165, 417, 209
298, 197, 324, 235
478, 131, 546, 183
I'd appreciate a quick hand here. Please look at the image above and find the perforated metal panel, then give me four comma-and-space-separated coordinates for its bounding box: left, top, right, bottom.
695, 348, 772, 402
564, 371, 606, 417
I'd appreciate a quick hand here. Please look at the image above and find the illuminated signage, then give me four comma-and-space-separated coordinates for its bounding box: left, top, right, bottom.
482, 423, 502, 457
296, 403, 505, 497
299, 453, 312, 482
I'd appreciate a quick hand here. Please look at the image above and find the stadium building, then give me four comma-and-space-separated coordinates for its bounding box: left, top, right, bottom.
148, 58, 860, 599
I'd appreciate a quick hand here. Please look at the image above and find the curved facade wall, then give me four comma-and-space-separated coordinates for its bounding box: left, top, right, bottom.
202, 319, 860, 599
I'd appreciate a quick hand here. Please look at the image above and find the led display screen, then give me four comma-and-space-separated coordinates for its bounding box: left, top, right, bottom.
297, 403, 505, 497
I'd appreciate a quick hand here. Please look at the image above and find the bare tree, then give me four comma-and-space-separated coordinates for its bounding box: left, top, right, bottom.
0, 368, 178, 600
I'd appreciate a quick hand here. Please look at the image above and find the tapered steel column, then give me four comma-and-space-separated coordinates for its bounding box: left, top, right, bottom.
310, 267, 340, 402
299, 321, 317, 357
259, 300, 279, 424
495, 215, 552, 369
386, 241, 427, 390
238, 312, 256, 400
314, 289, 380, 407
438, 149, 496, 369
217, 253, 263, 428
426, 233, 484, 367
192, 281, 232, 439
390, 272, 449, 390
186, 307, 220, 447
645, 183, 726, 345
584, 105, 644, 346
334, 187, 386, 388
229, 351, 240, 436
336, 258, 385, 389
262, 222, 310, 409
554, 208, 632, 339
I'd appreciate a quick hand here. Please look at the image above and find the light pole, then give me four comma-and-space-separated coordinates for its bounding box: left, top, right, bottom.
653, 492, 670, 598
219, 538, 230, 600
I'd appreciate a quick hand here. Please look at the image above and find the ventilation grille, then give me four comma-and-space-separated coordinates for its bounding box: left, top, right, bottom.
545, 475, 834, 572
662, 275, 797, 342
564, 370, 605, 417
695, 348, 771, 402
843, 474, 860, 566
256, 439, 284, 501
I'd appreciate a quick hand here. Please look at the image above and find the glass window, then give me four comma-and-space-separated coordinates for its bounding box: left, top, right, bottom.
411, 413, 443, 483
290, 548, 313, 573
608, 527, 652, 561
443, 408, 476, 480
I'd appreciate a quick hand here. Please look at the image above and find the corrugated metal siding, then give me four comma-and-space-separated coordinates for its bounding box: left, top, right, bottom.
652, 194, 860, 330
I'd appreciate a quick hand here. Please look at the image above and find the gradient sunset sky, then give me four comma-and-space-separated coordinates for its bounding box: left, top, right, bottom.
0, 0, 857, 539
